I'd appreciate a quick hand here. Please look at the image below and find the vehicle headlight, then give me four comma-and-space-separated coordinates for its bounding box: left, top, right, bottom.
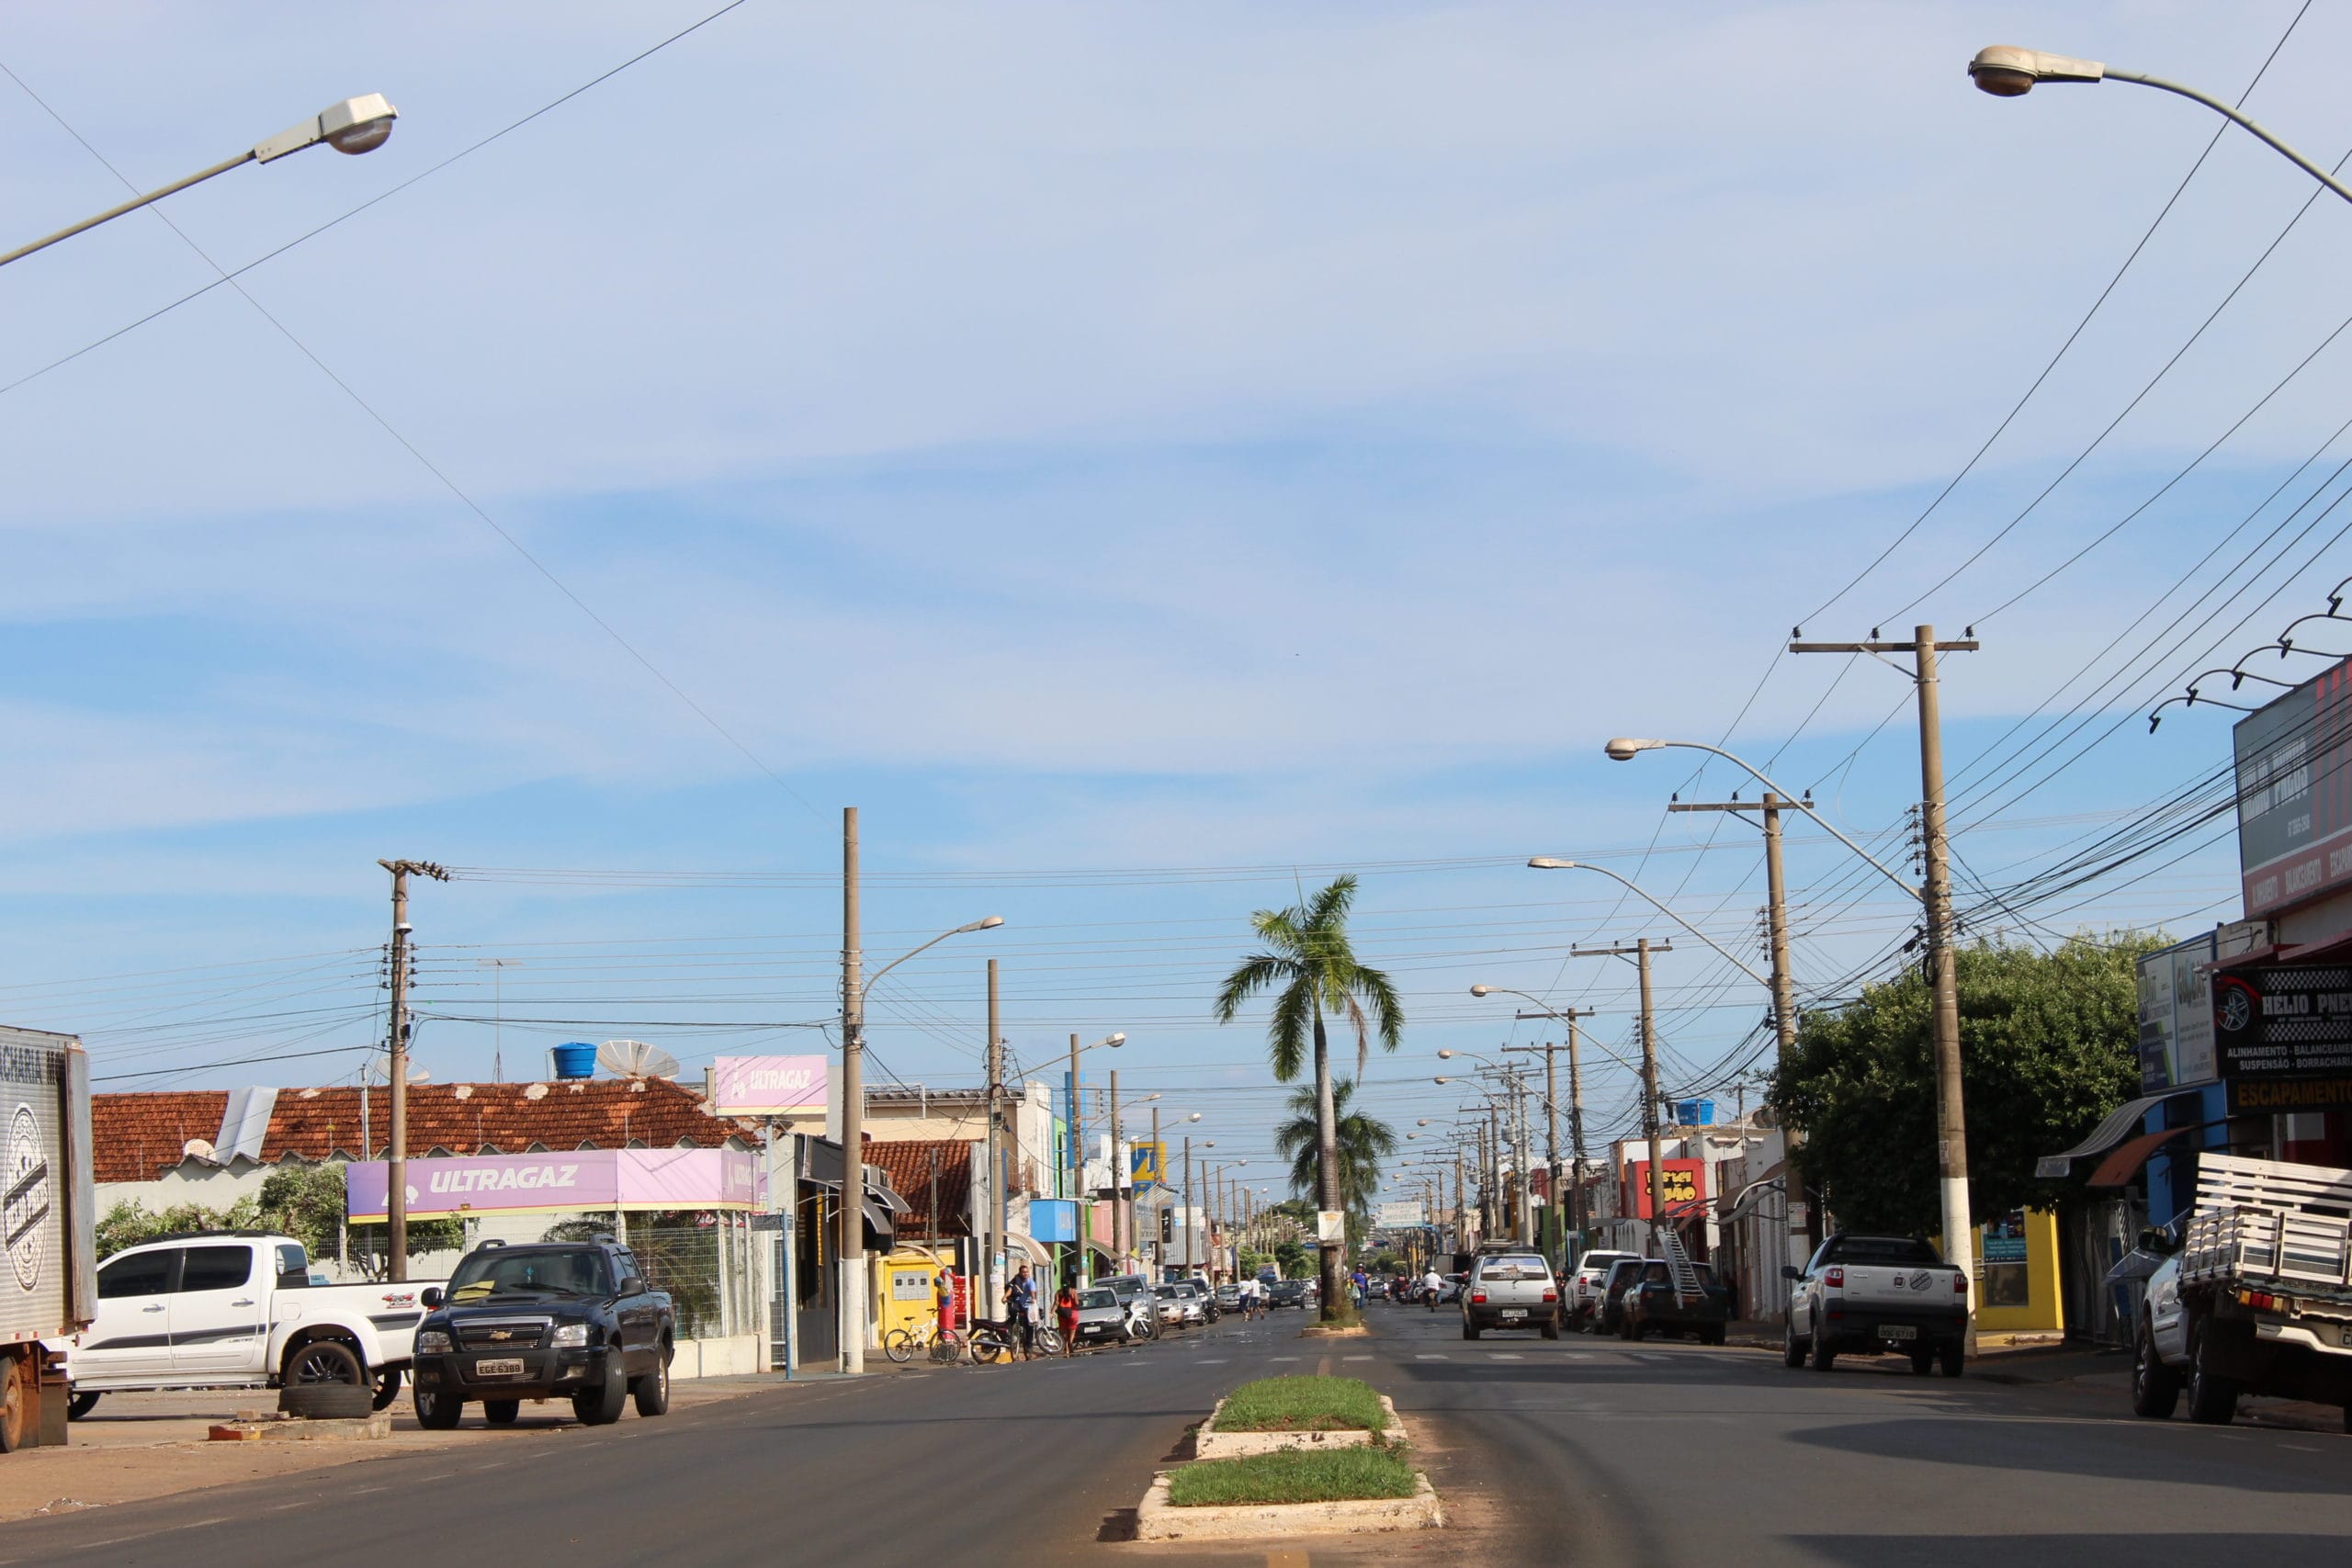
550, 1323, 591, 1348
416, 1330, 452, 1354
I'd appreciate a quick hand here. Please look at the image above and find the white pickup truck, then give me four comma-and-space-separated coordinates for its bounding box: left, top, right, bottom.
61, 1233, 443, 1416
1783, 1232, 1970, 1376
2130, 1153, 2352, 1428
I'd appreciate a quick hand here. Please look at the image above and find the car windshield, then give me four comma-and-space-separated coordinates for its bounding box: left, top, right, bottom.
1078, 1289, 1116, 1310
447, 1248, 612, 1301
1154, 1285, 1179, 1298
1477, 1256, 1549, 1281
1830, 1236, 1940, 1267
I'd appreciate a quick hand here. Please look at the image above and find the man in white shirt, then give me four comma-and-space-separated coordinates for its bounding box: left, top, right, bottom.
1421, 1267, 1443, 1311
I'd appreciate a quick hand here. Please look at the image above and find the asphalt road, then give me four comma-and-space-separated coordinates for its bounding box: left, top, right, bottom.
6, 1305, 2348, 1566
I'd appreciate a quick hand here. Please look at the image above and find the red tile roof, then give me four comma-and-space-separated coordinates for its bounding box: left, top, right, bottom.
92, 1078, 753, 1183
864, 1140, 972, 1236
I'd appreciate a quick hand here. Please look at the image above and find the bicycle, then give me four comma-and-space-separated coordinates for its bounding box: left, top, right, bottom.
882, 1322, 966, 1366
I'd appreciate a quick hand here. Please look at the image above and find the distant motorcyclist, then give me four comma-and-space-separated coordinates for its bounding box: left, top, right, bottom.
1421, 1266, 1442, 1312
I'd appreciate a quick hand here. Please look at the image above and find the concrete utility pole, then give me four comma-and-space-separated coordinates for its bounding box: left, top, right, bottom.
1453, 1149, 1466, 1255
1069, 1034, 1086, 1286
1109, 1071, 1125, 1264
1512, 1066, 1534, 1246
1668, 790, 1806, 1264
1792, 625, 1979, 1312
985, 959, 1004, 1307
838, 807, 864, 1374
1182, 1136, 1195, 1279
378, 858, 447, 1282
1504, 1029, 1590, 1262
1577, 940, 1674, 1254
1148, 1105, 1161, 1270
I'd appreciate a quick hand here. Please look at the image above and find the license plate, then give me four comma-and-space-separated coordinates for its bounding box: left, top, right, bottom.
1880, 1325, 1916, 1342
474, 1357, 526, 1377
1500, 1309, 1526, 1321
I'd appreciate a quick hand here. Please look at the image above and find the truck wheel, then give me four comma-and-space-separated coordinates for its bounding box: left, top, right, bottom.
1783, 1324, 1806, 1369
2187, 1323, 2239, 1426
1809, 1330, 1836, 1372
371, 1369, 402, 1412
68, 1390, 99, 1419
632, 1342, 673, 1417
278, 1341, 372, 1420
1909, 1349, 1934, 1376
1936, 1339, 1964, 1378
483, 1400, 520, 1426
0, 1355, 25, 1454
572, 1360, 628, 1427
2132, 1325, 2180, 1419
413, 1385, 463, 1430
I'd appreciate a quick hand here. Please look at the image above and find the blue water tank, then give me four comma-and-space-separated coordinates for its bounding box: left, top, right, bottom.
551, 1042, 597, 1080
1674, 1098, 1715, 1127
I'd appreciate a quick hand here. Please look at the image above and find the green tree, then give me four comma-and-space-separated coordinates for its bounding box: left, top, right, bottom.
1770, 934, 2159, 1236
96, 1196, 257, 1259
1273, 1079, 1396, 1218
249, 1161, 461, 1277
1215, 874, 1403, 1323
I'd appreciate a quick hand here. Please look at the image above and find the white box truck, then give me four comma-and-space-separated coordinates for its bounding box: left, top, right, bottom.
1, 1026, 96, 1452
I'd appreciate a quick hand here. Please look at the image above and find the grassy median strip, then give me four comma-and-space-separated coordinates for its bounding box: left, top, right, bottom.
1215, 1375, 1387, 1433
1168, 1447, 1418, 1507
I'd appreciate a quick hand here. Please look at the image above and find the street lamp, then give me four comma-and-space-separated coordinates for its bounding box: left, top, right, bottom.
1966, 45, 2352, 208
839, 913, 1003, 1375
1, 95, 401, 270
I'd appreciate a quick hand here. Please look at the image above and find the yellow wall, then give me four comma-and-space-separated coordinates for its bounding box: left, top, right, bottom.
876, 1247, 951, 1342
1971, 1209, 2064, 1335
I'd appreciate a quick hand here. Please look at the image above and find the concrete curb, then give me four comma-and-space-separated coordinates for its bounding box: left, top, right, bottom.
1134, 1469, 1442, 1540
1195, 1393, 1407, 1459
209, 1413, 391, 1443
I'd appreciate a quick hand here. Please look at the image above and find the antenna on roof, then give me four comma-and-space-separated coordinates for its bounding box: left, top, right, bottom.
596, 1039, 680, 1080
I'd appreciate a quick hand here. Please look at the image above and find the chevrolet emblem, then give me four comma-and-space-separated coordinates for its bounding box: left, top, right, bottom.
489, 1330, 513, 1342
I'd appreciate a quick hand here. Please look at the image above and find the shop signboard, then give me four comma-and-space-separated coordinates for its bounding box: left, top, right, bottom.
2136, 931, 2218, 1094
1376, 1200, 1424, 1227
1622, 1159, 1706, 1219
2233, 657, 2352, 918
711, 1055, 828, 1118
2211, 964, 2352, 1080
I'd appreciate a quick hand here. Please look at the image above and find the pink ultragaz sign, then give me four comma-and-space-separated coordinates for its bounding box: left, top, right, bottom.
347, 1148, 760, 1222
711, 1055, 827, 1117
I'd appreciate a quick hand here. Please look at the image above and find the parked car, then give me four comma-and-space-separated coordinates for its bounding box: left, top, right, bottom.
410, 1237, 673, 1428
1069, 1286, 1133, 1347
1784, 1234, 1968, 1375
1596, 1258, 1646, 1336
1438, 1271, 1466, 1304
1621, 1260, 1732, 1344
1214, 1282, 1242, 1312
1566, 1250, 1641, 1330
1267, 1280, 1308, 1309
1461, 1251, 1561, 1340
1152, 1283, 1205, 1327
2130, 1154, 2352, 1426
64, 1232, 435, 1417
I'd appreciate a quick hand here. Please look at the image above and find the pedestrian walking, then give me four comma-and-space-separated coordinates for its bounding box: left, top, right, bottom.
1007, 1264, 1038, 1360
1055, 1282, 1080, 1358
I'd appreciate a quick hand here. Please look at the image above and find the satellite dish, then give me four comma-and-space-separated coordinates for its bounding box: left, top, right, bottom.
365, 1053, 431, 1086
596, 1039, 679, 1080
524, 1083, 548, 1100
182, 1138, 216, 1161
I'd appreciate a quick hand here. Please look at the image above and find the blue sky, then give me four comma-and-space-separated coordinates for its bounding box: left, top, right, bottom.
5, 2, 2350, 1182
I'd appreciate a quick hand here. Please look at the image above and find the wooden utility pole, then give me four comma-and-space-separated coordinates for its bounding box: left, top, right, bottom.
1069, 1033, 1086, 1286
1108, 1070, 1124, 1264
1504, 1025, 1592, 1262
1576, 940, 1673, 1253
1792, 625, 1979, 1318
378, 858, 447, 1282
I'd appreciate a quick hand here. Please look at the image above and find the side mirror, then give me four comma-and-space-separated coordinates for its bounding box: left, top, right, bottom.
620, 1276, 644, 1297
2136, 1228, 2177, 1257
420, 1286, 444, 1309
1781, 1266, 1802, 1282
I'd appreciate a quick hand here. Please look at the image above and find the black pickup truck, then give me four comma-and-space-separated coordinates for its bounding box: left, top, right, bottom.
409, 1238, 674, 1428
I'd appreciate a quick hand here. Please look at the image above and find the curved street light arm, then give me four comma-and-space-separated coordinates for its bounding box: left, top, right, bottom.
2104, 70, 2352, 209
862, 916, 1004, 999
1608, 739, 1918, 897
1530, 861, 1776, 987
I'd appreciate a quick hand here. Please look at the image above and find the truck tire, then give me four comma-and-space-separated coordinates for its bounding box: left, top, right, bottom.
0, 1355, 25, 1454
371, 1369, 402, 1412
2187, 1322, 2238, 1426
2132, 1325, 2180, 1419
1910, 1349, 1935, 1376
571, 1360, 628, 1427
632, 1342, 673, 1417
1783, 1323, 1806, 1369
1937, 1338, 1964, 1378
413, 1386, 463, 1429
1809, 1329, 1837, 1372
483, 1399, 520, 1425
278, 1341, 371, 1420
69, 1390, 99, 1420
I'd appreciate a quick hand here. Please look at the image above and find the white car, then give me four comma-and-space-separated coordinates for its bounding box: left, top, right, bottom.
1783, 1234, 1968, 1375
64, 1234, 443, 1414
1566, 1250, 1640, 1329
1153, 1283, 1206, 1326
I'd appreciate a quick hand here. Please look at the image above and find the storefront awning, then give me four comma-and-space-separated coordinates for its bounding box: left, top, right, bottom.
2035, 1089, 2202, 1179
2086, 1127, 2193, 1190
1005, 1232, 1054, 1268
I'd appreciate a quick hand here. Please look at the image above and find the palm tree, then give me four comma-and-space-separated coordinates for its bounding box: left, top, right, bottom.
1274, 1080, 1396, 1217
1215, 874, 1402, 1321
